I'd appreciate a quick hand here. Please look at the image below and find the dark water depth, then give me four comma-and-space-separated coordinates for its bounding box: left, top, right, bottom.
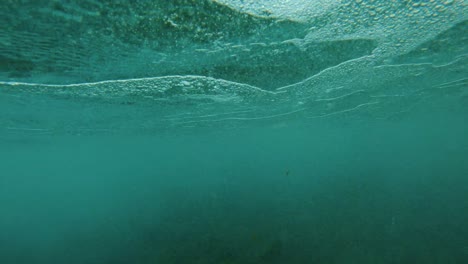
1, 112, 468, 264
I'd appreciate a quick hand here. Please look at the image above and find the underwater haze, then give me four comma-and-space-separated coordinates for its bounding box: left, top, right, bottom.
1, 0, 468, 263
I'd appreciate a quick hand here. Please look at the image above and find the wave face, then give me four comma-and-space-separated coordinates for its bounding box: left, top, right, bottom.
1, 0, 467, 133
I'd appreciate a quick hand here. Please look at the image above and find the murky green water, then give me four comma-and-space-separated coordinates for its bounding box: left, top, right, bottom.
1, 1, 467, 263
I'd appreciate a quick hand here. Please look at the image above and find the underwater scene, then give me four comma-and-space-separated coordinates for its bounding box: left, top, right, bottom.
1, 0, 467, 263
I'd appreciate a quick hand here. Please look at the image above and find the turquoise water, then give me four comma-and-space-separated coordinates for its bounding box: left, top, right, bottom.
1, 1, 468, 263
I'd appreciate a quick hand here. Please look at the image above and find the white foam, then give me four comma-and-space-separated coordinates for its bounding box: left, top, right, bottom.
214, 0, 340, 21
303, 1, 467, 58
218, 0, 467, 60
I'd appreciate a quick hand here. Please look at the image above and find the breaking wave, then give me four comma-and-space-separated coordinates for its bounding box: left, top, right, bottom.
0, 0, 467, 133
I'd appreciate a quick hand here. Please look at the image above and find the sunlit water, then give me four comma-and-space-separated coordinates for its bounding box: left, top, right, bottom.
1, 1, 467, 263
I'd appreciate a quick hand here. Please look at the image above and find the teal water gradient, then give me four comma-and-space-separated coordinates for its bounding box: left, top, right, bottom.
1, 0, 468, 263
1, 113, 468, 263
